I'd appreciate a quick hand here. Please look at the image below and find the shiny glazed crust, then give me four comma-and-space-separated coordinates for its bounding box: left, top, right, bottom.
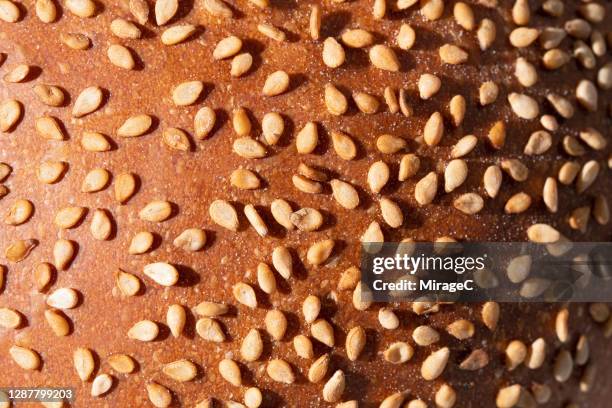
0, 0, 610, 407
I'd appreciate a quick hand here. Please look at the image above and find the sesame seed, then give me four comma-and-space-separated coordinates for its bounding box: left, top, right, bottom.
219, 359, 242, 386
421, 347, 449, 380
73, 347, 95, 380
241, 329, 263, 362
322, 37, 345, 68
266, 359, 295, 384
322, 370, 345, 403
146, 382, 172, 408
369, 45, 400, 71
263, 71, 290, 96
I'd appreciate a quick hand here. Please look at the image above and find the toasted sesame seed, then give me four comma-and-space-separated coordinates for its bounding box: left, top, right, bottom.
54, 206, 86, 229
233, 282, 257, 308
454, 2, 474, 30
421, 347, 449, 380
166, 304, 186, 337
369, 45, 400, 71
270, 200, 293, 231
60, 32, 91, 50
376, 134, 407, 154
110, 18, 141, 39
423, 111, 444, 146
293, 335, 314, 359
139, 200, 172, 222
579, 128, 606, 151
35, 0, 56, 22
107, 354, 136, 374
593, 195, 610, 225
143, 262, 179, 286
353, 91, 379, 114
505, 192, 531, 214
65, 0, 96, 17
172, 228, 206, 252
308, 353, 330, 383
154, 0, 177, 25
209, 199, 239, 231
479, 81, 498, 105
244, 387, 262, 408
9, 345, 40, 370
5, 239, 36, 263
81, 132, 111, 152
527, 223, 560, 243
265, 309, 286, 340
309, 5, 321, 40
37, 161, 65, 184
556, 308, 570, 342
73, 347, 95, 380
82, 168, 110, 193
554, 350, 573, 382
509, 27, 539, 48
90, 209, 112, 240
53, 239, 75, 270
444, 159, 467, 193
214, 36, 242, 60
384, 341, 414, 364
460, 349, 489, 370
384, 87, 399, 113
525, 338, 547, 369
161, 24, 196, 45
0, 307, 21, 329
325, 84, 348, 115
219, 358, 241, 386
496, 385, 521, 408
290, 208, 323, 232
91, 374, 113, 397
107, 44, 135, 69
196, 317, 225, 342
576, 79, 598, 111
146, 382, 172, 408
396, 24, 416, 51
505, 340, 527, 370
271, 245, 293, 280
439, 44, 468, 64
415, 172, 438, 206
342, 29, 374, 48
261, 112, 284, 144
508, 92, 539, 119
418, 74, 441, 100
203, 0, 232, 16
116, 269, 141, 296
128, 320, 159, 341
0, 99, 22, 132
244, 204, 268, 236
241, 329, 263, 361
257, 23, 285, 41
117, 114, 152, 137
33, 84, 64, 106
172, 81, 203, 106
420, 0, 443, 20
311, 318, 334, 347
323, 37, 345, 68
501, 159, 529, 181
35, 116, 65, 140
323, 370, 345, 403
233, 137, 266, 159
4, 199, 33, 226
435, 384, 456, 408
482, 301, 500, 330
576, 160, 600, 193
72, 86, 103, 117
162, 359, 197, 383
263, 71, 290, 96
129, 231, 154, 255
267, 359, 295, 384
477, 18, 496, 50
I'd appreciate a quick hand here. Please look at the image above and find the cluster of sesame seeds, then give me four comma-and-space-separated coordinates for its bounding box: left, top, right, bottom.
0, 0, 610, 406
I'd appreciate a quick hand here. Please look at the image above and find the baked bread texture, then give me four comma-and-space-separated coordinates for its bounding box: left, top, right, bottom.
0, 0, 610, 406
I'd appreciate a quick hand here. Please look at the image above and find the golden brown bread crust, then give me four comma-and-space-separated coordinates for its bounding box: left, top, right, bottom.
0, 0, 610, 406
